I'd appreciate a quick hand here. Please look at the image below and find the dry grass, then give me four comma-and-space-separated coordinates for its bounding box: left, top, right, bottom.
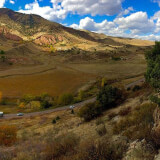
0, 68, 95, 97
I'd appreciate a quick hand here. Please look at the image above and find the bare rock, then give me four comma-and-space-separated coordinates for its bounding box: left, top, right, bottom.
123, 139, 156, 160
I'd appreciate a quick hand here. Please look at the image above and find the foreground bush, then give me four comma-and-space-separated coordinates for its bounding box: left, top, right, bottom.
0, 125, 17, 146
97, 85, 124, 110
45, 132, 79, 159
113, 103, 157, 141
77, 139, 127, 160
78, 102, 102, 121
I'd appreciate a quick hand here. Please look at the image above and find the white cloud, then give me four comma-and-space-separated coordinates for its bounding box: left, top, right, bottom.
0, 0, 6, 8
19, 0, 67, 21
114, 12, 154, 34
51, 0, 124, 16
19, 0, 124, 21
10, 0, 15, 4
70, 17, 124, 37
70, 12, 160, 40
118, 7, 134, 17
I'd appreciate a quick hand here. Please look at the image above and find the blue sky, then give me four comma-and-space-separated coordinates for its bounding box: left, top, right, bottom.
1, 0, 160, 40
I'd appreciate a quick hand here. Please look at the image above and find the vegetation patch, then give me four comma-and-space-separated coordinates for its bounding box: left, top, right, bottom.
113, 103, 157, 141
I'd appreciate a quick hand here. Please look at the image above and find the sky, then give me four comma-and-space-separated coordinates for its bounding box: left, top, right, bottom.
1, 0, 160, 41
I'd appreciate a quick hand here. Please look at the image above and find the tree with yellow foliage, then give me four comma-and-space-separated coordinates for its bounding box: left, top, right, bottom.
101, 77, 107, 87
19, 102, 25, 108
50, 45, 56, 53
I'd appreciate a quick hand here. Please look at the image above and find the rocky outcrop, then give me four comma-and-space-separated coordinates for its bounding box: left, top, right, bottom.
123, 139, 156, 160
34, 34, 63, 46
0, 27, 23, 41
151, 106, 160, 146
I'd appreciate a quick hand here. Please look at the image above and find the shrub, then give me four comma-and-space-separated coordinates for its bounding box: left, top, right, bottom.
132, 85, 141, 92
78, 102, 102, 121
0, 99, 7, 105
97, 85, 124, 110
150, 95, 160, 106
0, 125, 17, 146
96, 118, 104, 126
77, 139, 127, 160
58, 93, 74, 105
45, 133, 79, 159
118, 107, 131, 116
52, 119, 56, 124
96, 124, 107, 136
71, 109, 74, 114
55, 116, 60, 121
113, 103, 157, 141
41, 100, 52, 109
21, 94, 35, 104
112, 56, 121, 61
19, 102, 25, 108
30, 101, 41, 109
78, 90, 86, 101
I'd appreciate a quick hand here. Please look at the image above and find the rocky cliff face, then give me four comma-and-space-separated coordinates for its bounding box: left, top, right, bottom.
34, 35, 63, 46
0, 27, 22, 41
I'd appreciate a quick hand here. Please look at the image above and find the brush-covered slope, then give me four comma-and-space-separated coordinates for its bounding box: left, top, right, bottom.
0, 8, 154, 49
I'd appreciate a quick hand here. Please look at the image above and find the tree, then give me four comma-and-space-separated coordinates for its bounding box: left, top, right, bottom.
58, 93, 74, 105
78, 102, 102, 121
0, 50, 6, 62
97, 85, 122, 110
145, 42, 160, 105
145, 42, 160, 90
78, 90, 86, 101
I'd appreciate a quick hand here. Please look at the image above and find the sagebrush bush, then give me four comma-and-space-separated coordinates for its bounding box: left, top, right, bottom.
113, 103, 157, 141
45, 132, 79, 159
78, 102, 102, 121
77, 139, 127, 160
96, 124, 107, 136
95, 118, 104, 126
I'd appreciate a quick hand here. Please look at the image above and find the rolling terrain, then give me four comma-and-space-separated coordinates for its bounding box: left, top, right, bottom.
0, 8, 154, 98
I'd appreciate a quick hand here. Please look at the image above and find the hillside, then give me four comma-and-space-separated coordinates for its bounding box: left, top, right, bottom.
0, 8, 154, 99
0, 8, 154, 48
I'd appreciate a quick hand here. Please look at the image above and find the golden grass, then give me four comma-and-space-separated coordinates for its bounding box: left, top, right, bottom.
0, 68, 95, 98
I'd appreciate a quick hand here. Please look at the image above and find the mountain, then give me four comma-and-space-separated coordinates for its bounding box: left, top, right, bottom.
0, 8, 154, 48
0, 8, 97, 45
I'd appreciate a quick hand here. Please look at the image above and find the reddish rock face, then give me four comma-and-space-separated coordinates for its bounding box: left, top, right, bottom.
34, 34, 63, 46
0, 27, 23, 41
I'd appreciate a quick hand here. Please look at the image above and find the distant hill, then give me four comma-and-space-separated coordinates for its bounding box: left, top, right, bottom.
0, 8, 154, 48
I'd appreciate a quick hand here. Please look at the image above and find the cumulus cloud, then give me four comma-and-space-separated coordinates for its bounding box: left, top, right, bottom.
70, 12, 160, 40
118, 7, 134, 17
51, 0, 124, 16
114, 12, 155, 34
0, 0, 6, 8
19, 0, 124, 21
19, 0, 67, 21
